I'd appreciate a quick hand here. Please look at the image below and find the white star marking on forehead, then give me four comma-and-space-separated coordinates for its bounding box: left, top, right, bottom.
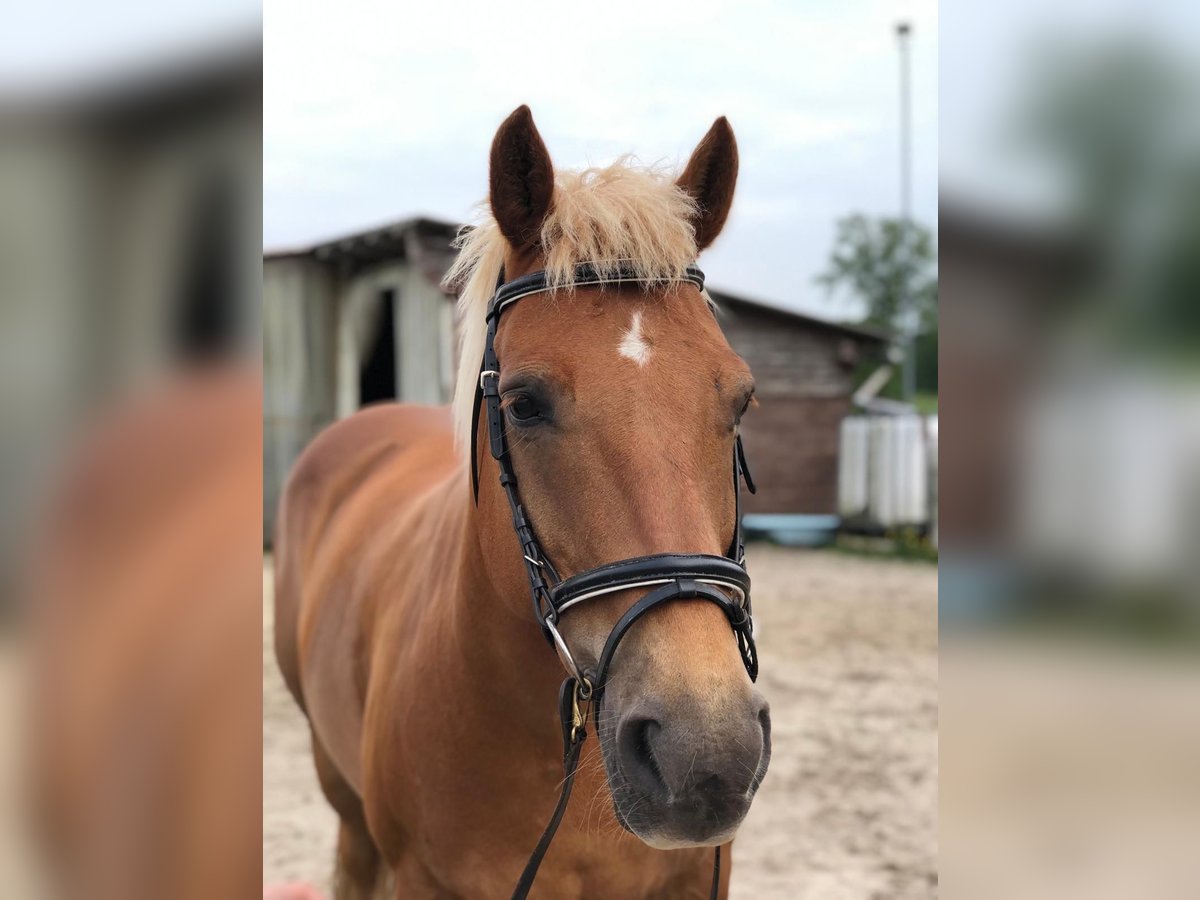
618, 310, 652, 367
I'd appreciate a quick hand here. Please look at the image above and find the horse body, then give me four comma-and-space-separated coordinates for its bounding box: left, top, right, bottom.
274, 404, 715, 897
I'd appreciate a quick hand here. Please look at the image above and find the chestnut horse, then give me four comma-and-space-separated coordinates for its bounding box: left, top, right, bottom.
274, 107, 770, 899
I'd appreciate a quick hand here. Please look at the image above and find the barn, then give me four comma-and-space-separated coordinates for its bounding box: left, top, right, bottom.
263, 218, 889, 540
264, 218, 460, 538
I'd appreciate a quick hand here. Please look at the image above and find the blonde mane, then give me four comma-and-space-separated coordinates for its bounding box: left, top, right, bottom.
443, 157, 701, 453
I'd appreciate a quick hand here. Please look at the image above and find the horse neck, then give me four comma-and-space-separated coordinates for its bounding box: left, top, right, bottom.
444, 472, 572, 747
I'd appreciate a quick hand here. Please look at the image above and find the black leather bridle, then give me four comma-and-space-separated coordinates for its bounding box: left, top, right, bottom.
469, 262, 759, 900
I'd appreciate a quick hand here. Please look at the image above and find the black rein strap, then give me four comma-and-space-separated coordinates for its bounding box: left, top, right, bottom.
511, 678, 589, 899
469, 263, 756, 900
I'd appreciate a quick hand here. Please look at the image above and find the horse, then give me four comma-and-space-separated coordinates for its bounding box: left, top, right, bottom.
274, 106, 771, 899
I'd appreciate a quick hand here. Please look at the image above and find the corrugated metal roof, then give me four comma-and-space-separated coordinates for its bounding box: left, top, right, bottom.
263, 216, 460, 265
708, 288, 890, 344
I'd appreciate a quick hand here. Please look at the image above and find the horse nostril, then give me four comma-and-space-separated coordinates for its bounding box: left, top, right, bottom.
617, 715, 667, 797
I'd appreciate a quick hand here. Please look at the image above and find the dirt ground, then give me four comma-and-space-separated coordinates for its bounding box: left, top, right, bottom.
263, 546, 938, 899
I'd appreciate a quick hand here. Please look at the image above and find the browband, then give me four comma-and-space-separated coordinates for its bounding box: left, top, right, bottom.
486, 263, 706, 321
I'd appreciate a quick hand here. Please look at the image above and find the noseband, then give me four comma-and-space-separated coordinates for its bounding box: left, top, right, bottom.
470, 263, 759, 900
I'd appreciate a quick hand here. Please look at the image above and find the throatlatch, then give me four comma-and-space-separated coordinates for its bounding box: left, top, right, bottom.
471, 263, 758, 900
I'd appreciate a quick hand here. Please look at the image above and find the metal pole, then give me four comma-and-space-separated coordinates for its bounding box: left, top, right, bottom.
896, 21, 915, 400
897, 22, 912, 222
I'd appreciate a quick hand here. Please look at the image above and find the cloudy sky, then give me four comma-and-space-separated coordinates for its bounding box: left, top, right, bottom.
265, 0, 937, 318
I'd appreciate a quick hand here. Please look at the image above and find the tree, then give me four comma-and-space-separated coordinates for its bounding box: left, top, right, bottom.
816, 214, 938, 333
1013, 41, 1200, 357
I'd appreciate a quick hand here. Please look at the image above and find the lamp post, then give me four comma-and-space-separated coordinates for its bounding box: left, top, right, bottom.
897, 21, 912, 224
896, 21, 915, 400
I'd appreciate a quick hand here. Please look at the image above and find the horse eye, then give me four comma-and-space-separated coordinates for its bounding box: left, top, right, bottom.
736, 391, 755, 423
506, 393, 543, 424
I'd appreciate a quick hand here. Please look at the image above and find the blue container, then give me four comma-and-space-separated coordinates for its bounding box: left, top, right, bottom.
741, 514, 842, 548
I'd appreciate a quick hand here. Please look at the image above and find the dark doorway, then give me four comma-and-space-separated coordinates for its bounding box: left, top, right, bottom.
359, 289, 397, 406
174, 167, 239, 360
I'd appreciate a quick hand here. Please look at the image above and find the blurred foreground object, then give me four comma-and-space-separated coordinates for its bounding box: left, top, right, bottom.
0, 25, 262, 900
0, 42, 261, 599
942, 28, 1200, 624
941, 7, 1200, 898
26, 367, 262, 900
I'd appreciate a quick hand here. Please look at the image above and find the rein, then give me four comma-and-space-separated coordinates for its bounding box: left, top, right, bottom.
470, 262, 758, 900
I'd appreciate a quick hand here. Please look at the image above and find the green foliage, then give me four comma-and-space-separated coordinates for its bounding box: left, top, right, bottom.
817, 214, 938, 333
913, 392, 939, 415
1017, 41, 1186, 236
847, 331, 937, 404
850, 354, 901, 401
835, 529, 938, 564
1016, 41, 1200, 362
914, 327, 938, 393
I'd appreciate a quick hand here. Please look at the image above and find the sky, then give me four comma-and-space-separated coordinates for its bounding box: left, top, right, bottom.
264, 0, 937, 319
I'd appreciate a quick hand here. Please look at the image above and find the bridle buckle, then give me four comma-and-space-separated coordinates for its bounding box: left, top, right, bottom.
569, 677, 592, 743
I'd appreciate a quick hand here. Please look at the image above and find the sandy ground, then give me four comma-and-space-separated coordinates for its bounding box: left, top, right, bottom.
263, 546, 938, 899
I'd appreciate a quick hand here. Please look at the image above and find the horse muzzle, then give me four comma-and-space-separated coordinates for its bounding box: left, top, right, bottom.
605, 690, 772, 847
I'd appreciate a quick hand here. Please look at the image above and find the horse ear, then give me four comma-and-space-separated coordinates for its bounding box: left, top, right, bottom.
677, 117, 739, 252
489, 105, 555, 250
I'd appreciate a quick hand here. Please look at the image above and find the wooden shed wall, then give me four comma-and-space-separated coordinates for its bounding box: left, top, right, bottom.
334, 262, 452, 416
717, 302, 861, 398
263, 257, 337, 541
395, 265, 455, 405
263, 253, 454, 542
738, 396, 852, 514
717, 302, 875, 514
